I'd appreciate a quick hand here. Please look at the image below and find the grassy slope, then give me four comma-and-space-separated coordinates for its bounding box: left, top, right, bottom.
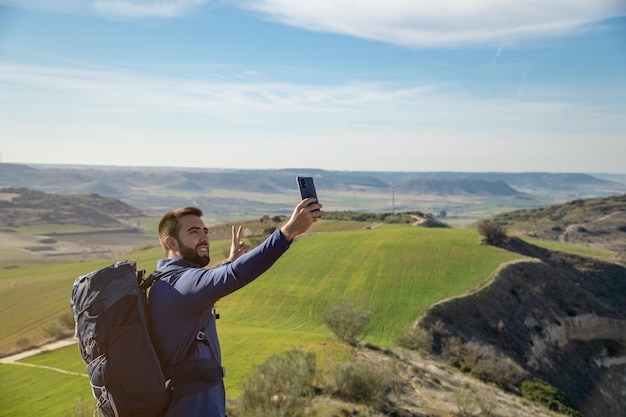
217, 225, 522, 393
1, 223, 523, 416
0, 360, 93, 417
0, 250, 159, 353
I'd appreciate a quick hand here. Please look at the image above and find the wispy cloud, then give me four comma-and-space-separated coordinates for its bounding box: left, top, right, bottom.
0, 62, 436, 115
0, 0, 209, 18
93, 0, 209, 19
1, 61, 621, 134
237, 0, 626, 48
1, 60, 624, 171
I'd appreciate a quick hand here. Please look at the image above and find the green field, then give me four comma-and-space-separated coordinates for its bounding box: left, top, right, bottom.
0, 355, 93, 417
522, 236, 619, 261
0, 223, 538, 416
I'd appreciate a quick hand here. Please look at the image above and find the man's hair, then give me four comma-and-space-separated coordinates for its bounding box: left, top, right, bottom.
158, 207, 203, 253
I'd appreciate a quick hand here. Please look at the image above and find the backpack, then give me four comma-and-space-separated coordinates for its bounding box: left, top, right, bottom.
71, 260, 224, 417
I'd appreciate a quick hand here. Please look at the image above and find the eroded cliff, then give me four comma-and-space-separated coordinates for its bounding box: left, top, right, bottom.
418, 237, 626, 417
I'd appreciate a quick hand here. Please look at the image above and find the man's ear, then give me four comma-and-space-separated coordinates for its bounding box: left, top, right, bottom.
163, 236, 178, 252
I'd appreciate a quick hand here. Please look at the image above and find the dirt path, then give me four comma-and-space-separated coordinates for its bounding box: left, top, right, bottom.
0, 337, 85, 378
0, 338, 77, 364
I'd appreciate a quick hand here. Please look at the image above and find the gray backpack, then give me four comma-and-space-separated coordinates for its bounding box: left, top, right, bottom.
71, 260, 223, 417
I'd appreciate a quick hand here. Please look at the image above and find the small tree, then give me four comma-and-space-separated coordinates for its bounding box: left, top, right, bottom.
476, 220, 507, 246
323, 302, 371, 346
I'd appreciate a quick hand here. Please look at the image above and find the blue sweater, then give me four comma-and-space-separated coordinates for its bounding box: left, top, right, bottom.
149, 229, 292, 417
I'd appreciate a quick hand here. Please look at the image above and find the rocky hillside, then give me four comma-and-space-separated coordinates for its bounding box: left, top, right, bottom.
489, 194, 626, 264
418, 237, 626, 417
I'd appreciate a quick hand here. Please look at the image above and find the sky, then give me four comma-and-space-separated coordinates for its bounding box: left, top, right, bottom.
0, 1, 625, 173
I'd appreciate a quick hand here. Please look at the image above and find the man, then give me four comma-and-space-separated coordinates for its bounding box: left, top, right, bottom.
149, 198, 324, 417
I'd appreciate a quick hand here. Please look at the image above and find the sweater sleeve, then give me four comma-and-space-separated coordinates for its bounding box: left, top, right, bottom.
229, 228, 291, 282
159, 229, 292, 314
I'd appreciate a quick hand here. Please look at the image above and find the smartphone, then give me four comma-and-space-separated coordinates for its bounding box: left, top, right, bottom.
296, 176, 319, 210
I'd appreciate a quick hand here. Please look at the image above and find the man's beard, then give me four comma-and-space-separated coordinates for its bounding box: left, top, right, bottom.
179, 241, 210, 267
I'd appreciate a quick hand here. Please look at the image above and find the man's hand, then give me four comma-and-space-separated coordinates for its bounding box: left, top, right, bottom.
227, 225, 251, 262
280, 198, 325, 241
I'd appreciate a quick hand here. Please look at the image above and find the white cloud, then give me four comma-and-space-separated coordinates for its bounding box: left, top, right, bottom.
237, 0, 626, 48
4, 0, 625, 43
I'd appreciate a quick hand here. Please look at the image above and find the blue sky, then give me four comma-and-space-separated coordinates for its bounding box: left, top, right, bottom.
1, 1, 625, 173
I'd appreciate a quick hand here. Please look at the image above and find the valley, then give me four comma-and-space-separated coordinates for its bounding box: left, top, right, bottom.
0, 164, 625, 417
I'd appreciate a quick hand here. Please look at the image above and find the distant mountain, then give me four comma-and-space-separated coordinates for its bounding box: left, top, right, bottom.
396, 178, 520, 196
1, 163, 624, 222
1, 163, 621, 196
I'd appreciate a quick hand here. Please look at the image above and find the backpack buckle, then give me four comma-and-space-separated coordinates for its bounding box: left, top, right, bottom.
196, 330, 205, 341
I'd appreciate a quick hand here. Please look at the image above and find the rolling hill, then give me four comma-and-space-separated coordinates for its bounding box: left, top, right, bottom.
0, 187, 146, 228
487, 193, 626, 264
396, 178, 519, 196
1, 189, 625, 416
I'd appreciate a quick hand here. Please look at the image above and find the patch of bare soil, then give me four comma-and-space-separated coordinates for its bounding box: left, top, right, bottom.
557, 210, 626, 264
0, 230, 157, 261
311, 347, 559, 417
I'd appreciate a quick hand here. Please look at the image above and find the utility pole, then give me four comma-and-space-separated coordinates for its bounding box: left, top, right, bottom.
391, 183, 395, 216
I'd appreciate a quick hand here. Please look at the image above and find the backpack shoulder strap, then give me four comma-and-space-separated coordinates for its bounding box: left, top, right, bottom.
139, 265, 182, 291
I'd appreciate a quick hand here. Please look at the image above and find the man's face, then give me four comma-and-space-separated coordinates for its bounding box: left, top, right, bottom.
175, 215, 210, 267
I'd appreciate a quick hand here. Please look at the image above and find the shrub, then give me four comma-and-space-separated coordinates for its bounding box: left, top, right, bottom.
333, 359, 390, 404
43, 320, 68, 340
16, 336, 31, 349
441, 338, 526, 390
475, 387, 497, 416
454, 386, 479, 416
60, 309, 76, 330
520, 379, 582, 417
476, 220, 507, 246
453, 385, 497, 416
263, 226, 277, 235
394, 324, 433, 354
323, 302, 371, 346
236, 348, 316, 417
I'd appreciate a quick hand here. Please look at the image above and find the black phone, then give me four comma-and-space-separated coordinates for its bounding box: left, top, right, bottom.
296, 176, 319, 210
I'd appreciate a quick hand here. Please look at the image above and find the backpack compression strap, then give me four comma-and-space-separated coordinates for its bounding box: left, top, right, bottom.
165, 359, 226, 400
163, 305, 225, 399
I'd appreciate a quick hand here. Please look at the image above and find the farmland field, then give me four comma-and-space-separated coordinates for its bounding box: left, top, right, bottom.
4, 221, 610, 416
